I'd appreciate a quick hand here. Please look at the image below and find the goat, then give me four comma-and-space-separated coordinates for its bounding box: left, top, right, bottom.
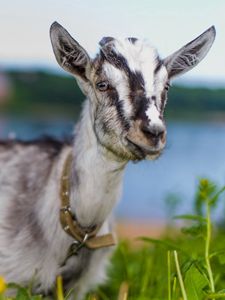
0, 22, 215, 299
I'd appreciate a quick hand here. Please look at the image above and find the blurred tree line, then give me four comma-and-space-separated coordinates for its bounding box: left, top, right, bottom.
0, 70, 83, 119
1, 70, 225, 121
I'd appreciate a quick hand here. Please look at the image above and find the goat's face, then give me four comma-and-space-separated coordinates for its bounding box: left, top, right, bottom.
50, 23, 216, 161
90, 38, 168, 160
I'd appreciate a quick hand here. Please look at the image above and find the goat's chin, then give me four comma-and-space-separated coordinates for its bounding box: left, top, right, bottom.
124, 138, 164, 162
145, 151, 163, 160
101, 141, 163, 162
129, 151, 162, 162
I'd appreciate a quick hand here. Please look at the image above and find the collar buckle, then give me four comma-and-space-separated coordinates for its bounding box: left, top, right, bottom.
71, 233, 89, 255
62, 233, 89, 265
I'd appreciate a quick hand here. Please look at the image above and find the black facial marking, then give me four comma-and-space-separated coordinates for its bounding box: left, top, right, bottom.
154, 57, 163, 75
100, 45, 149, 121
128, 37, 138, 44
100, 44, 146, 94
133, 96, 149, 122
99, 37, 115, 47
102, 47, 145, 93
112, 52, 130, 74
100, 46, 131, 75
93, 53, 131, 134
128, 71, 145, 93
160, 89, 168, 112
94, 52, 106, 76
116, 100, 130, 131
128, 71, 149, 119
109, 89, 130, 131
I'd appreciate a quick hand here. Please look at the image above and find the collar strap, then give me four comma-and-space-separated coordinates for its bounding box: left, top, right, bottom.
60, 152, 116, 251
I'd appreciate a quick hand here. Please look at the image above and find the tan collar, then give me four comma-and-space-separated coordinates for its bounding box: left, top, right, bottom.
60, 152, 116, 257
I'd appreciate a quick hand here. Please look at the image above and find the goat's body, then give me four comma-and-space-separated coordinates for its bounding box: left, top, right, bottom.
0, 101, 124, 299
0, 23, 215, 299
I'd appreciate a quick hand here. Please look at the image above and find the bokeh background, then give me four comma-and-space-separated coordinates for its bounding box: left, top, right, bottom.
1, 0, 225, 227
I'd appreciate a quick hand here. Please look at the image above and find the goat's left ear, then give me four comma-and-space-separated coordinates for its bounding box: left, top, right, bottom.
164, 26, 216, 79
50, 22, 90, 82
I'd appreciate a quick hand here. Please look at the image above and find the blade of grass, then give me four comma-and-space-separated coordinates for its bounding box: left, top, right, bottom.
173, 250, 187, 300
205, 201, 215, 298
168, 251, 171, 300
56, 276, 65, 300
118, 281, 129, 300
65, 287, 74, 300
172, 276, 177, 300
140, 257, 151, 296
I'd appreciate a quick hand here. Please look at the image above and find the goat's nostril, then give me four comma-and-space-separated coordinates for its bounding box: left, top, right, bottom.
141, 125, 164, 139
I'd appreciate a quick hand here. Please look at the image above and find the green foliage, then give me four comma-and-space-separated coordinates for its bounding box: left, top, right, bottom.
5, 283, 42, 300
184, 264, 208, 300
2, 70, 84, 118
95, 178, 225, 300
167, 86, 225, 120
1, 178, 225, 299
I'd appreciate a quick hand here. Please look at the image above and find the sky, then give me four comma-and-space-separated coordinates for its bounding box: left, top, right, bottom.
0, 0, 225, 86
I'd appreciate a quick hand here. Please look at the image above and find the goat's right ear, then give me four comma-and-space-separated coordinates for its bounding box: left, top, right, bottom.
50, 22, 90, 82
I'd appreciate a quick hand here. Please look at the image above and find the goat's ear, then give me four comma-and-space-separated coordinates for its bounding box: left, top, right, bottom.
50, 22, 90, 82
163, 26, 216, 80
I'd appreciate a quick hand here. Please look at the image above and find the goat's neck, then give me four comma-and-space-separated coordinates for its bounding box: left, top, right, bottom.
70, 101, 126, 228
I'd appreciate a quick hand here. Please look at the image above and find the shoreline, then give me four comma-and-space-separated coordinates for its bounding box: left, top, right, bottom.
116, 220, 167, 242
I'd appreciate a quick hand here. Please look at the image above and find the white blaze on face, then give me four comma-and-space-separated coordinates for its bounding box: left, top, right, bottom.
113, 38, 159, 98
145, 103, 163, 127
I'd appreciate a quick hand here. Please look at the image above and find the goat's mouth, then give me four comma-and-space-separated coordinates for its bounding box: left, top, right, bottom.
126, 138, 163, 160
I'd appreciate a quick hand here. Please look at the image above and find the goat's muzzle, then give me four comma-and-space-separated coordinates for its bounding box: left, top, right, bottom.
125, 120, 166, 160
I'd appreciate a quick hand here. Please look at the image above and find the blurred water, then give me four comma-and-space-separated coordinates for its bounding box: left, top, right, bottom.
121, 122, 225, 220
0, 118, 225, 220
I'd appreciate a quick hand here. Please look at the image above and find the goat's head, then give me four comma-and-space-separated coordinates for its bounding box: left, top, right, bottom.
50, 22, 215, 161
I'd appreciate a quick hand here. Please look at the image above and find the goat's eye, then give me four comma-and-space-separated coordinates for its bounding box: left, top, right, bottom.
96, 81, 109, 92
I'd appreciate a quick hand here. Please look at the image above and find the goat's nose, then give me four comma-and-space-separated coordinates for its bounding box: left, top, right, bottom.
141, 124, 165, 141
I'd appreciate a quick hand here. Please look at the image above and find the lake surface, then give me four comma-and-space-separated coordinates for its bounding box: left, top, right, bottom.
1, 118, 225, 221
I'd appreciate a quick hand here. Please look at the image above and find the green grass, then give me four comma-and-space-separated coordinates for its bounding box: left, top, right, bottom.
1, 179, 225, 300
